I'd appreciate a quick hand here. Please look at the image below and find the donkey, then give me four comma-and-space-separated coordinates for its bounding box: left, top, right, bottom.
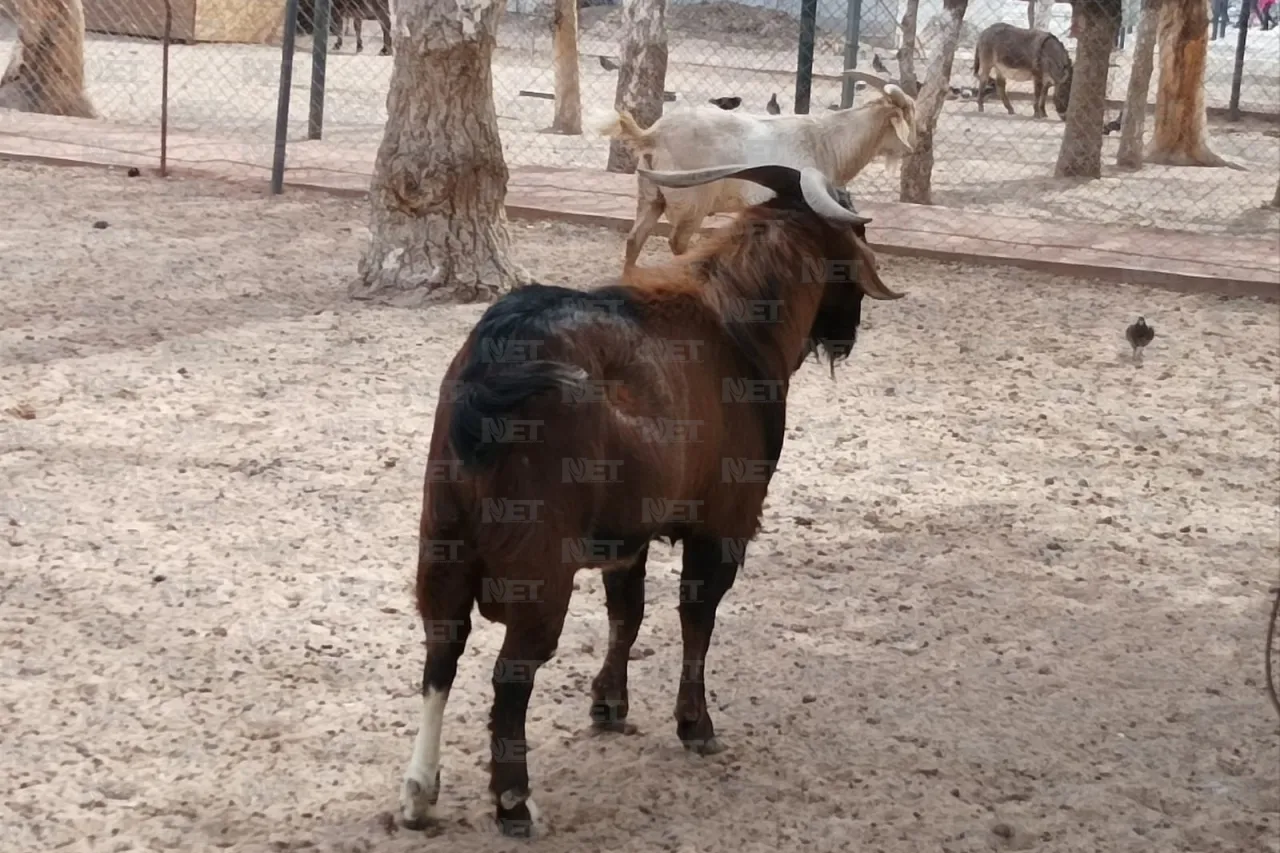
973, 22, 1073, 120
330, 0, 392, 55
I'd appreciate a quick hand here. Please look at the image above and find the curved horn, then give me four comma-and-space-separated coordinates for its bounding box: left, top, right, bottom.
851, 233, 905, 301
798, 168, 871, 226
637, 163, 803, 199
842, 69, 890, 90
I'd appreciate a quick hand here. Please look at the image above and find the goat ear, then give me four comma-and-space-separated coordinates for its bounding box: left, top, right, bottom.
889, 114, 913, 151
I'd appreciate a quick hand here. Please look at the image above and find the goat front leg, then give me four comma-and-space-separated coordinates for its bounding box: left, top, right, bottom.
354, 20, 364, 53
590, 548, 648, 733
673, 534, 740, 755
330, 15, 343, 52
401, 554, 476, 829
668, 214, 702, 257
489, 588, 571, 838
996, 78, 1014, 115
378, 10, 392, 55
1032, 78, 1046, 118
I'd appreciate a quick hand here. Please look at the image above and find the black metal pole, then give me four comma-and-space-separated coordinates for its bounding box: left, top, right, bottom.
1228, 0, 1253, 120
308, 0, 331, 139
794, 0, 818, 114
271, 0, 301, 195
840, 0, 863, 108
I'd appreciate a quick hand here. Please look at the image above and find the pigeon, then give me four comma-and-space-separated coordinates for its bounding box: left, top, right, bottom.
872, 53, 890, 75
1103, 108, 1123, 135
599, 55, 620, 71
1125, 316, 1155, 362
766, 93, 781, 115
709, 96, 742, 111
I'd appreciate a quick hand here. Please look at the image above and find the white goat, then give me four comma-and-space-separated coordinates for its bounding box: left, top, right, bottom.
597, 71, 916, 272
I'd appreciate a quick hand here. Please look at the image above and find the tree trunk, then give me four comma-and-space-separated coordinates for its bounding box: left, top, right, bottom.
1145, 0, 1232, 166
1055, 0, 1121, 177
1115, 0, 1159, 169
1269, 175, 1280, 209
353, 0, 528, 306
0, 0, 95, 117
897, 0, 921, 97
1031, 0, 1056, 28
550, 0, 582, 134
606, 0, 668, 173
900, 0, 968, 204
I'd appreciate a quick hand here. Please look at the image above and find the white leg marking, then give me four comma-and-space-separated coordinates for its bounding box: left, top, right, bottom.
400, 687, 448, 826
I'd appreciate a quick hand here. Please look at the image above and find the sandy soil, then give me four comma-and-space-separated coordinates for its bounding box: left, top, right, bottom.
1, 2, 1277, 236
2, 161, 1279, 853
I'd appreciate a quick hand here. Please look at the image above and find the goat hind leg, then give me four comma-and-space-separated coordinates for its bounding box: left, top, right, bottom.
489, 586, 572, 838
401, 555, 476, 829
673, 534, 740, 755
378, 8, 392, 54
590, 548, 648, 733
668, 215, 701, 257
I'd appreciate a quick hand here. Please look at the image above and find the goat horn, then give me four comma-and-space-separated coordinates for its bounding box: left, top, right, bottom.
842, 69, 889, 90
850, 232, 905, 301
798, 168, 871, 227
638, 163, 804, 198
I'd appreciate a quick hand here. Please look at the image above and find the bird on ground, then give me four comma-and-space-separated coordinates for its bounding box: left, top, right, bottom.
1103, 108, 1124, 135
766, 92, 781, 115
599, 55, 620, 71
709, 96, 741, 111
872, 53, 890, 75
1125, 316, 1155, 362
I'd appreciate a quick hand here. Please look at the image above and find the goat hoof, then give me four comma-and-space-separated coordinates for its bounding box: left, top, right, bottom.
682, 735, 727, 755
494, 792, 540, 838
400, 768, 441, 829
380, 47, 391, 56
589, 696, 633, 731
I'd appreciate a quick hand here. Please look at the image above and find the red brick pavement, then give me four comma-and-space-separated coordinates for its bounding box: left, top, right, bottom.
1, 113, 1275, 299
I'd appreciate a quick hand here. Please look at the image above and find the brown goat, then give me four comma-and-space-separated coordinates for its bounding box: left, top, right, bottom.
973, 22, 1073, 120
397, 163, 904, 838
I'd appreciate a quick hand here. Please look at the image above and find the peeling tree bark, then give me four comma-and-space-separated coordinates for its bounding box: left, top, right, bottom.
899, 0, 968, 204
0, 0, 96, 117
550, 0, 582, 134
353, 0, 528, 306
897, 0, 921, 97
1115, 0, 1159, 169
1055, 0, 1121, 177
606, 0, 668, 173
1146, 0, 1232, 166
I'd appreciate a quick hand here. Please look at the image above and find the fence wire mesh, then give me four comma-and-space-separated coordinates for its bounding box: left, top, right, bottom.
0, 0, 1277, 238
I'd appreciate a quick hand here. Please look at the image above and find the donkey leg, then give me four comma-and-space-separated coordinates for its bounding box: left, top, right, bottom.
590, 547, 648, 732
673, 534, 740, 755
401, 555, 476, 828
489, 588, 571, 838
996, 78, 1014, 115
379, 11, 392, 55
1032, 79, 1046, 118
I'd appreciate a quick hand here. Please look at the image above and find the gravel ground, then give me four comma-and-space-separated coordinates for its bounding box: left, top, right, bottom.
1, 161, 1278, 853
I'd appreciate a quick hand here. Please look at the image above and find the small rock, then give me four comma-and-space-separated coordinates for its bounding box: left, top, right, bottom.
127, 167, 141, 177
801, 694, 817, 704
991, 822, 1015, 839
92, 220, 109, 229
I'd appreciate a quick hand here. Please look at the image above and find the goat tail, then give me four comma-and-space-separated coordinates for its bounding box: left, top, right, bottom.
448, 361, 587, 470
593, 109, 657, 150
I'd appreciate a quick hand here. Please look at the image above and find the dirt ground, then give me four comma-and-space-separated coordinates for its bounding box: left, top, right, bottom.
1, 161, 1278, 853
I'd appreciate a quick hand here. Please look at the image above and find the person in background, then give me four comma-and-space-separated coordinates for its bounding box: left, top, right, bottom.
1260, 0, 1277, 30
1210, 0, 1231, 38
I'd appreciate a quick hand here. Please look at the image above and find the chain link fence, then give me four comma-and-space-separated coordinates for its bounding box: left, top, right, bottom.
1, 0, 1277, 236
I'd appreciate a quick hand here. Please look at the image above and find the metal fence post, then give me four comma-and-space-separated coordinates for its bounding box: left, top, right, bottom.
794, 0, 819, 114
840, 0, 864, 108
271, 0, 301, 194
1228, 0, 1253, 120
309, 0, 331, 139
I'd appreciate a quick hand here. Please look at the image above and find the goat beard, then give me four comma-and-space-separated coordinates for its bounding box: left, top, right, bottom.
800, 337, 856, 379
